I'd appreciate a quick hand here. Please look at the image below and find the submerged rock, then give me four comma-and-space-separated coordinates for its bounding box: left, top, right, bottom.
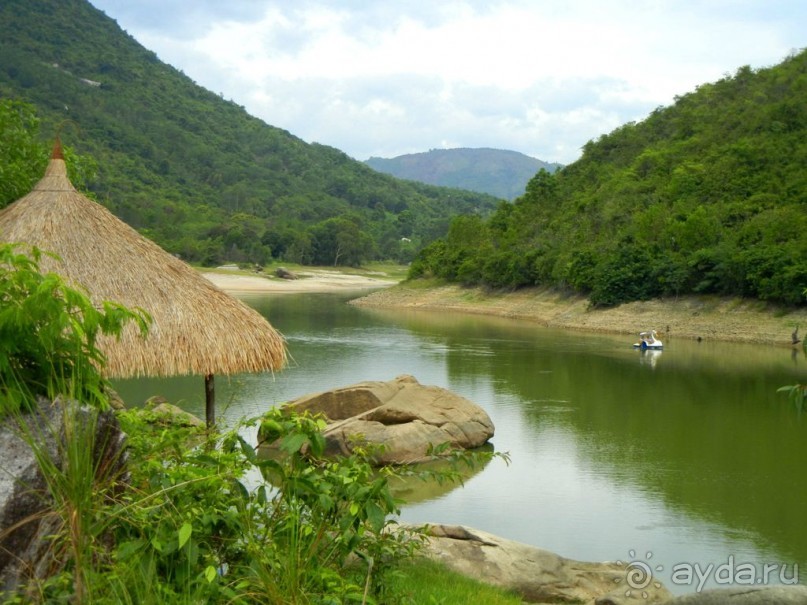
276, 374, 495, 464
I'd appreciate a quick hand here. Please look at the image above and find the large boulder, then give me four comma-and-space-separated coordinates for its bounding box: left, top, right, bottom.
279, 375, 495, 464
414, 524, 673, 604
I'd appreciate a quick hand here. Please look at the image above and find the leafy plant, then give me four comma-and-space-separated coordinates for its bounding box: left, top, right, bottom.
250, 409, 423, 602
5, 398, 506, 604
777, 384, 807, 413
0, 243, 150, 415
0, 243, 149, 601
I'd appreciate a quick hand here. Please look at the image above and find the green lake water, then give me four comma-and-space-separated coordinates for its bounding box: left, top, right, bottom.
113, 291, 807, 594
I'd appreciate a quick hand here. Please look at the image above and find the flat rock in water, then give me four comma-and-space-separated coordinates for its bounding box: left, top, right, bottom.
280, 374, 495, 464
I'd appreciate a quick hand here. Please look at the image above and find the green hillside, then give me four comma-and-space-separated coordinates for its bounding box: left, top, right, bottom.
412, 50, 807, 306
0, 0, 499, 267
365, 148, 562, 200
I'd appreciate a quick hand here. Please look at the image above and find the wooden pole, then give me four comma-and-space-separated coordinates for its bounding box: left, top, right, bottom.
205, 373, 215, 428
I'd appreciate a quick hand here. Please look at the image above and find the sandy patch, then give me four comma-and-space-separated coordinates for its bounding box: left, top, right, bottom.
202, 269, 397, 293
203, 268, 805, 346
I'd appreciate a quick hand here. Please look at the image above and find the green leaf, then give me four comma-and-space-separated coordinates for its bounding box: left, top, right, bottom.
237, 435, 258, 463
309, 431, 326, 457
280, 432, 309, 455
204, 565, 217, 583
178, 522, 192, 549
258, 417, 287, 444
318, 493, 334, 512
365, 501, 386, 533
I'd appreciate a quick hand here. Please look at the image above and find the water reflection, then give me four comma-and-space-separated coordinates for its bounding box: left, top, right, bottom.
113, 292, 807, 595
638, 349, 662, 368
387, 447, 494, 505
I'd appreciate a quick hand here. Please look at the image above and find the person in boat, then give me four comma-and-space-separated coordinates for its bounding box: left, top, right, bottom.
639, 330, 657, 344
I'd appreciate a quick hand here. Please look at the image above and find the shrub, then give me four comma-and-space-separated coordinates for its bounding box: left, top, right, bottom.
0, 243, 149, 415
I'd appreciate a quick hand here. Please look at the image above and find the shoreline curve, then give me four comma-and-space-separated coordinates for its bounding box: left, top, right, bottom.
349, 282, 807, 347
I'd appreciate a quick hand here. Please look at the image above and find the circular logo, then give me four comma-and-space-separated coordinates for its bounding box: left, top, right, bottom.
615, 550, 664, 599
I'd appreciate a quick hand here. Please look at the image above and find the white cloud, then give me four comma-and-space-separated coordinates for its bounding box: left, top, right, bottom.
91, 0, 806, 164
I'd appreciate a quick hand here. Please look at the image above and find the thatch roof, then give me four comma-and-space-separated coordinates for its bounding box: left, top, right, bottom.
0, 147, 286, 379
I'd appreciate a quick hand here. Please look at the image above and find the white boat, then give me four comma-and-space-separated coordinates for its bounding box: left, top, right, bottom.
633, 330, 663, 350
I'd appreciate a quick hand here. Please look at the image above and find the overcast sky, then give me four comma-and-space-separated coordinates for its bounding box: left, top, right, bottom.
89, 0, 805, 165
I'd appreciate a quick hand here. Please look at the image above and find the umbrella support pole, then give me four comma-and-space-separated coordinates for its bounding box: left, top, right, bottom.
205, 374, 215, 428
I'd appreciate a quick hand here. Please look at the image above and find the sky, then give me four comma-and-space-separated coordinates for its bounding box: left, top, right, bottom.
88, 0, 805, 165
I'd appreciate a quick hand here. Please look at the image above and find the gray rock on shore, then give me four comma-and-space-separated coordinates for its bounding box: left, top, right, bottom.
411, 523, 807, 605
274, 267, 298, 280
413, 523, 673, 604
664, 586, 807, 604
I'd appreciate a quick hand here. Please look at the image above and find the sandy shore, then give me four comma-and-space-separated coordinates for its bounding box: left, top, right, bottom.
204, 267, 805, 347
350, 282, 807, 347
202, 269, 398, 293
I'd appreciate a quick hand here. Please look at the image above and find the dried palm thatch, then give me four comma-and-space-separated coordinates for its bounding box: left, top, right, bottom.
0, 145, 287, 389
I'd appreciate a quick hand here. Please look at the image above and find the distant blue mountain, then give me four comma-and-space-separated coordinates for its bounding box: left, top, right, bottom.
365, 147, 562, 200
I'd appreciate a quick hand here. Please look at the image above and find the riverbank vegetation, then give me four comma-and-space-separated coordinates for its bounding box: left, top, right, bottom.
411, 50, 807, 307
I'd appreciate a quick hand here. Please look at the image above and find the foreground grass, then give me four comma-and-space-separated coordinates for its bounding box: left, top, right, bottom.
386, 558, 523, 605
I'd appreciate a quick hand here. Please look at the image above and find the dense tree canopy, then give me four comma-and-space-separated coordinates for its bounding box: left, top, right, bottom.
0, 0, 499, 267
0, 99, 47, 205
412, 50, 807, 306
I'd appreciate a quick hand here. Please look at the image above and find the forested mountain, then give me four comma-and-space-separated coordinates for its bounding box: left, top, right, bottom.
0, 0, 500, 267
412, 50, 807, 306
365, 148, 561, 200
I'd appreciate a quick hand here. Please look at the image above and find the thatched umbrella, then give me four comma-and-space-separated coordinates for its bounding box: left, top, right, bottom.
0, 142, 287, 426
